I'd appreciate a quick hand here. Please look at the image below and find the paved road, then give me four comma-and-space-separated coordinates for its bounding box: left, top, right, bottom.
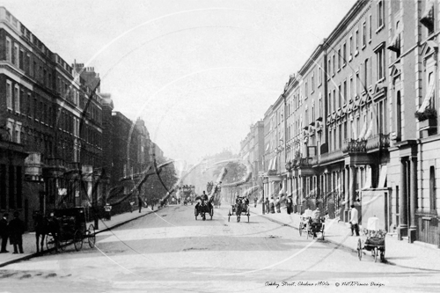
1, 205, 439, 293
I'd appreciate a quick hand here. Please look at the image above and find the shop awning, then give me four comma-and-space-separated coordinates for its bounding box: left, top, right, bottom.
387, 30, 401, 53
421, 0, 434, 28
378, 165, 387, 188
418, 80, 435, 114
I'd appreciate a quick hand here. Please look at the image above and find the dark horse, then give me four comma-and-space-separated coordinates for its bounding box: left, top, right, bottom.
33, 211, 60, 253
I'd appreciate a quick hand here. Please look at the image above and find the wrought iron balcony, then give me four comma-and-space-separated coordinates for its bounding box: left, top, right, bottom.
365, 133, 390, 151
342, 139, 367, 154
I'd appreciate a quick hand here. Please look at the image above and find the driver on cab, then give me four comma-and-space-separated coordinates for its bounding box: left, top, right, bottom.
195, 191, 208, 209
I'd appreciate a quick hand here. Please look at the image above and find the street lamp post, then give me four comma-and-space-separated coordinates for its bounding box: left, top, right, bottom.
285, 160, 294, 213
259, 173, 265, 214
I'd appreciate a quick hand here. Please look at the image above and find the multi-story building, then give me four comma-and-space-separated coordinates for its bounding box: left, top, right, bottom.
0, 7, 106, 227
258, 0, 440, 247
239, 120, 264, 199
386, 0, 440, 246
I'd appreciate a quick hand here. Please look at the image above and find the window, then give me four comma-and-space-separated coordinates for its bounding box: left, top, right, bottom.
311, 73, 315, 92
338, 85, 342, 108
329, 92, 332, 112
377, 0, 385, 29
25, 54, 30, 74
305, 81, 308, 98
19, 49, 24, 70
15, 122, 22, 143
355, 29, 359, 52
429, 166, 436, 211
343, 43, 346, 64
27, 93, 31, 117
343, 80, 347, 104
349, 36, 353, 58
6, 81, 12, 110
328, 59, 331, 79
362, 21, 367, 48
356, 72, 360, 96
332, 54, 336, 75
5, 37, 11, 62
376, 45, 385, 81
364, 58, 369, 89
14, 85, 20, 113
6, 119, 14, 141
338, 48, 341, 70
333, 89, 336, 111
318, 66, 322, 85
12, 44, 18, 65
369, 14, 373, 40
350, 76, 354, 99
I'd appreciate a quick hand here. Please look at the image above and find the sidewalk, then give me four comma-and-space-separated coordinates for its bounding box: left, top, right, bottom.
253, 204, 440, 271
0, 207, 158, 268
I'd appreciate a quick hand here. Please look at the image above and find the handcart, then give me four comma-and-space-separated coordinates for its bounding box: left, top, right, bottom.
227, 197, 250, 222
356, 216, 386, 262
299, 215, 325, 239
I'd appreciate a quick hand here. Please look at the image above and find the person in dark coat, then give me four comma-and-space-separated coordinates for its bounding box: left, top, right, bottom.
9, 211, 25, 254
0, 213, 9, 253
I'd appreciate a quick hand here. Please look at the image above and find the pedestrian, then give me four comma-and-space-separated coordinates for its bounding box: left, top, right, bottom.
350, 204, 360, 236
264, 198, 269, 214
0, 213, 9, 253
138, 197, 142, 213
276, 197, 281, 213
286, 195, 293, 215
9, 211, 25, 254
253, 197, 257, 208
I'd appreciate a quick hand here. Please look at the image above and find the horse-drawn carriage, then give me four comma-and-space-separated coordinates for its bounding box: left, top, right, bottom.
194, 197, 214, 221
45, 207, 96, 252
227, 197, 250, 222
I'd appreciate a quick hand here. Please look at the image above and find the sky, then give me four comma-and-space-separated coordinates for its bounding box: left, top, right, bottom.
1, 0, 357, 165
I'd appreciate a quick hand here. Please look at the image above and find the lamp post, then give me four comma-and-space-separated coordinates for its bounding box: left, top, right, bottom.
259, 173, 265, 214
285, 160, 294, 213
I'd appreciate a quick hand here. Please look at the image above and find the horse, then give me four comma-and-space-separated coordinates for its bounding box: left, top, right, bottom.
33, 212, 60, 253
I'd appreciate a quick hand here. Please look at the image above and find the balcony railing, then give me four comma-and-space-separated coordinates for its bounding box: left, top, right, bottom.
366, 133, 390, 151
342, 139, 367, 154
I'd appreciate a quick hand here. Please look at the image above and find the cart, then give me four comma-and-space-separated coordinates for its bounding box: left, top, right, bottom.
46, 207, 96, 252
227, 197, 250, 222
356, 217, 386, 262
298, 215, 325, 239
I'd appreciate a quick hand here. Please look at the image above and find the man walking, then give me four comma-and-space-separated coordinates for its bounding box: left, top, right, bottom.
9, 211, 25, 254
350, 204, 360, 236
0, 213, 9, 253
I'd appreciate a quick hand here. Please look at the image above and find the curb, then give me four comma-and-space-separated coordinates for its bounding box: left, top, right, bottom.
252, 210, 395, 265
0, 209, 159, 268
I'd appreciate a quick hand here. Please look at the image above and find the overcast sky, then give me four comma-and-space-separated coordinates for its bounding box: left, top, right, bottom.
1, 0, 356, 165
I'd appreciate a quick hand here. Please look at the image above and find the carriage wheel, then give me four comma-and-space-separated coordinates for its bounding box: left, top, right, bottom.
194, 208, 198, 220
357, 239, 363, 261
46, 234, 56, 252
87, 224, 96, 248
299, 222, 303, 236
202, 213, 206, 221
210, 208, 214, 220
374, 247, 378, 263
237, 215, 240, 222
74, 230, 83, 251
380, 250, 385, 262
